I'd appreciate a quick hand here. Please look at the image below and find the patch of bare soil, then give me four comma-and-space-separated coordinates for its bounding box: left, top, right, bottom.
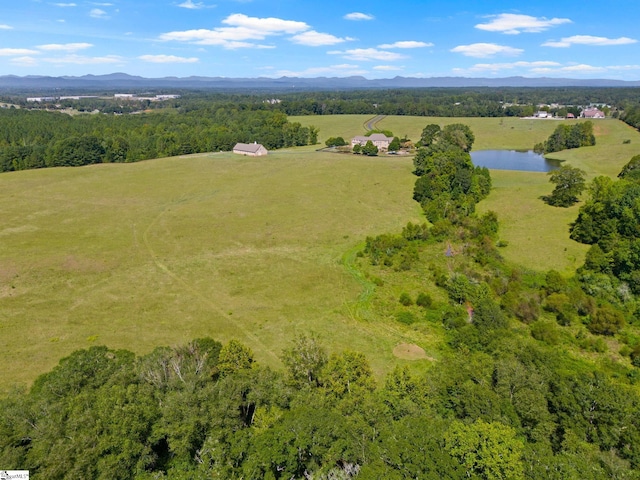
392, 343, 432, 360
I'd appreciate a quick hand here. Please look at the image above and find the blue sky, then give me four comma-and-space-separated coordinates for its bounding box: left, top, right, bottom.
1, 0, 639, 79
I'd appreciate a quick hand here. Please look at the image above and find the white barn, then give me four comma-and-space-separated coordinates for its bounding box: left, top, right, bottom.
233, 142, 268, 156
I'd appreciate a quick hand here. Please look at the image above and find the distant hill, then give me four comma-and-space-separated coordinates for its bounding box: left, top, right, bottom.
1, 73, 640, 92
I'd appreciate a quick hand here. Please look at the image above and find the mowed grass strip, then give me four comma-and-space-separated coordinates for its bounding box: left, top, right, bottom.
0, 151, 423, 391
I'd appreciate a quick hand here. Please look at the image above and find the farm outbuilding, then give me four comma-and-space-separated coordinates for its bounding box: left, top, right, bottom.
233, 142, 268, 156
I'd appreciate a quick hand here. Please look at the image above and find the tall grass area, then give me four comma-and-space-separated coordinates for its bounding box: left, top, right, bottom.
0, 152, 425, 391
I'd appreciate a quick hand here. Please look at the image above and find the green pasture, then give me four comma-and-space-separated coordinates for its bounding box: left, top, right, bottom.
2, 115, 638, 392
0, 151, 425, 392
292, 114, 590, 150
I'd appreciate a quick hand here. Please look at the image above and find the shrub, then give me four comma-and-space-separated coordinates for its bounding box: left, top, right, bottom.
544, 270, 567, 295
576, 331, 608, 352
325, 136, 347, 147
402, 222, 430, 241
631, 345, 640, 367
587, 305, 625, 336
396, 311, 418, 325
514, 297, 541, 324
530, 321, 560, 345
399, 292, 413, 306
416, 292, 433, 308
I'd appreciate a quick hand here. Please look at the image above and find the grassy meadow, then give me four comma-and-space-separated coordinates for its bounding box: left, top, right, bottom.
0, 151, 425, 391
2, 114, 638, 392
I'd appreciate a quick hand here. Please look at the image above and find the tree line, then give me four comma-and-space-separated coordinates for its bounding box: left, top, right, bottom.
5, 87, 640, 120
0, 107, 318, 172
3, 327, 640, 479
534, 121, 595, 154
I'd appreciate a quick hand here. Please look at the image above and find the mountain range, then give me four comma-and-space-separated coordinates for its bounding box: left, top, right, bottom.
1, 73, 640, 91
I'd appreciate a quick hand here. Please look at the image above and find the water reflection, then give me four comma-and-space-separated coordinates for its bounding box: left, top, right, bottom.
470, 150, 561, 172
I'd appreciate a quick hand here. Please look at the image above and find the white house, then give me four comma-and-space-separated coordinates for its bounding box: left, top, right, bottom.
351, 133, 394, 150
582, 108, 605, 119
233, 142, 268, 156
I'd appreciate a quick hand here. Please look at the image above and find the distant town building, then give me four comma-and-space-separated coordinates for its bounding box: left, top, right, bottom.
26, 97, 56, 102
351, 133, 394, 150
233, 142, 268, 156
59, 96, 99, 100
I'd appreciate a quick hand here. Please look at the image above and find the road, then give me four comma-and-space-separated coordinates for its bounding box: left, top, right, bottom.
364, 114, 386, 131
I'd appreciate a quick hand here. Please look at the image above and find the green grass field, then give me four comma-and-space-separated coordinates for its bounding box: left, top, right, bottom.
2, 115, 638, 392
0, 151, 425, 391
292, 114, 587, 150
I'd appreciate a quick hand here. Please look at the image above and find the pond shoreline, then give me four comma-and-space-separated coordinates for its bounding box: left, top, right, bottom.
471, 149, 562, 172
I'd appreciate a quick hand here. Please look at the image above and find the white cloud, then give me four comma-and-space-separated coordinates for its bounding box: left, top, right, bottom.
89, 8, 108, 18
328, 48, 407, 61
460, 60, 562, 73
10, 56, 39, 66
161, 13, 309, 48
455, 60, 640, 77
542, 35, 637, 47
373, 65, 404, 71
0, 48, 40, 56
0, 24, 13, 30
139, 54, 199, 63
276, 64, 367, 77
344, 12, 374, 21
52, 3, 77, 6
37, 43, 93, 52
450, 43, 523, 58
222, 13, 308, 34
43, 54, 123, 65
475, 13, 571, 34
378, 41, 432, 49
177, 0, 214, 9
290, 30, 352, 46
560, 64, 606, 73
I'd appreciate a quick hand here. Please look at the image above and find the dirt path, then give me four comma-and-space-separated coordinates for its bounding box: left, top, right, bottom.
141, 197, 280, 362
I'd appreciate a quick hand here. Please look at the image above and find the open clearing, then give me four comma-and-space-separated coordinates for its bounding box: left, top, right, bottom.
1, 115, 638, 392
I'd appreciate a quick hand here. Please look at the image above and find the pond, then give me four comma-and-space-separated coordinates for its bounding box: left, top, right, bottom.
470, 150, 561, 172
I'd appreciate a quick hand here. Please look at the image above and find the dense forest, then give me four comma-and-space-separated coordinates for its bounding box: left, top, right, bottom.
3, 124, 640, 479
0, 107, 317, 172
